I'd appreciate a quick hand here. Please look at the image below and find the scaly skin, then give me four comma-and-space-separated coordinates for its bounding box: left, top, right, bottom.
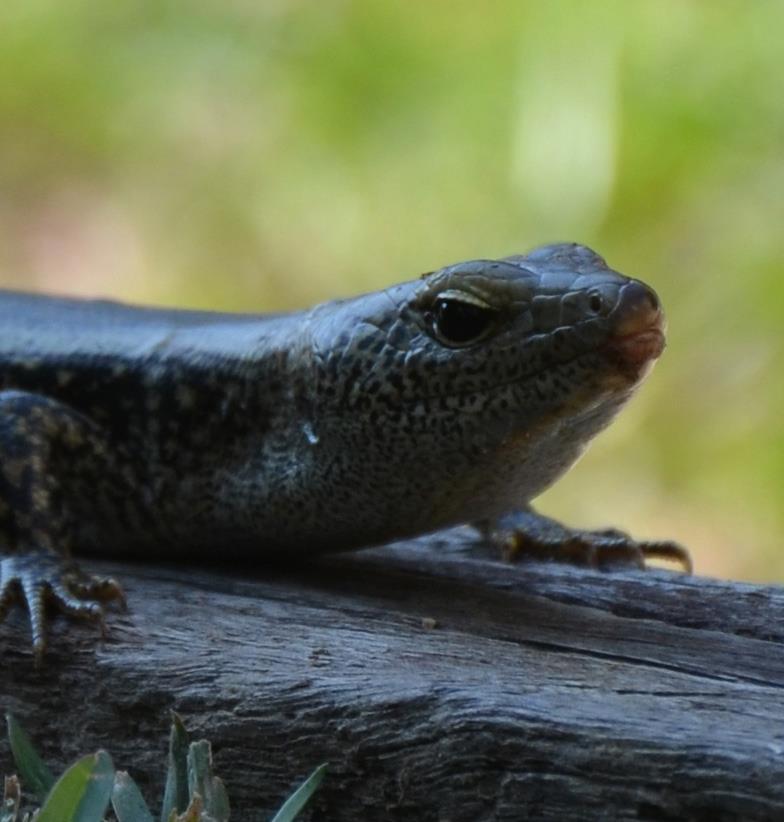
0, 243, 689, 659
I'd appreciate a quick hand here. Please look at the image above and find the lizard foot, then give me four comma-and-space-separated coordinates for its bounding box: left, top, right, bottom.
490, 510, 692, 573
0, 552, 125, 662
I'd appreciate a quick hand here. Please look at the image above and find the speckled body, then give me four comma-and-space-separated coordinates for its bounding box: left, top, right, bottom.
0, 245, 627, 553
0, 244, 688, 655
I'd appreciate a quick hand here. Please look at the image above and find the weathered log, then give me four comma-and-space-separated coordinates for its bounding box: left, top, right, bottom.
2, 529, 784, 821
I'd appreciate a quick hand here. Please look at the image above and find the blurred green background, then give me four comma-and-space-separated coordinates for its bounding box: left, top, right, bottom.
0, 1, 781, 581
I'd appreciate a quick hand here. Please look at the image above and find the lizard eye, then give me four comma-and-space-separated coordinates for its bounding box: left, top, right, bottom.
426, 291, 497, 347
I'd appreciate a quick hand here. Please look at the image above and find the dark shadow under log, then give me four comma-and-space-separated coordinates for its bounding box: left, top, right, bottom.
2, 529, 784, 821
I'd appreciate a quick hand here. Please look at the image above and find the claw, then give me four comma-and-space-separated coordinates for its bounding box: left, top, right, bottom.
487, 510, 692, 574
639, 541, 693, 574
50, 580, 104, 619
0, 552, 126, 660
68, 573, 127, 609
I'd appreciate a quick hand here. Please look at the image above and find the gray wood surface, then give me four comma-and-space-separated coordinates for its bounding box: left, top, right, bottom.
1, 530, 784, 821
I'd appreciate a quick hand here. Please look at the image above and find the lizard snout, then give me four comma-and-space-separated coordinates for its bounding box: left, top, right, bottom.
602, 280, 666, 370
612, 280, 663, 336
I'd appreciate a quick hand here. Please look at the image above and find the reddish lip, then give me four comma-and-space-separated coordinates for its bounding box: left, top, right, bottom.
604, 327, 666, 368
602, 280, 667, 371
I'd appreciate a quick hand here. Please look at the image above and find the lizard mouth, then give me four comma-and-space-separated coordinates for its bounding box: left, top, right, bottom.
605, 327, 665, 366
601, 280, 666, 375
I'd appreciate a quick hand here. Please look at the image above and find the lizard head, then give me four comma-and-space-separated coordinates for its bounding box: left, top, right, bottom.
309, 242, 664, 416
305, 243, 666, 522
422, 241, 667, 396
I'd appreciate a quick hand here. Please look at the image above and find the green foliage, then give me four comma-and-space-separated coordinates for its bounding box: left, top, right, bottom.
185, 741, 230, 822
2, 714, 325, 822
5, 715, 54, 803
36, 751, 113, 822
111, 772, 155, 822
270, 764, 327, 822
160, 714, 190, 821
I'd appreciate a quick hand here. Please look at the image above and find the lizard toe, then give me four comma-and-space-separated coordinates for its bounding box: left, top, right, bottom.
67, 572, 127, 610
0, 552, 124, 659
486, 510, 691, 573
637, 540, 693, 574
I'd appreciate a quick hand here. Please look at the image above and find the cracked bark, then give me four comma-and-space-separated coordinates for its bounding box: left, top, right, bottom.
1, 529, 783, 821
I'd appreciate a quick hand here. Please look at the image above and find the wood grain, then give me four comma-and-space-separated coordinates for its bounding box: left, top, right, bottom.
1, 530, 783, 821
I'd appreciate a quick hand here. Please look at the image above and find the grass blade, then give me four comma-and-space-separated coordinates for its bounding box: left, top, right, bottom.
186, 740, 229, 822
160, 713, 189, 822
5, 714, 55, 802
112, 770, 155, 822
270, 764, 327, 822
37, 750, 114, 822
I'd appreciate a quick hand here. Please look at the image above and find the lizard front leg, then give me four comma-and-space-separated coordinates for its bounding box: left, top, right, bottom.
0, 390, 126, 660
476, 508, 692, 573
